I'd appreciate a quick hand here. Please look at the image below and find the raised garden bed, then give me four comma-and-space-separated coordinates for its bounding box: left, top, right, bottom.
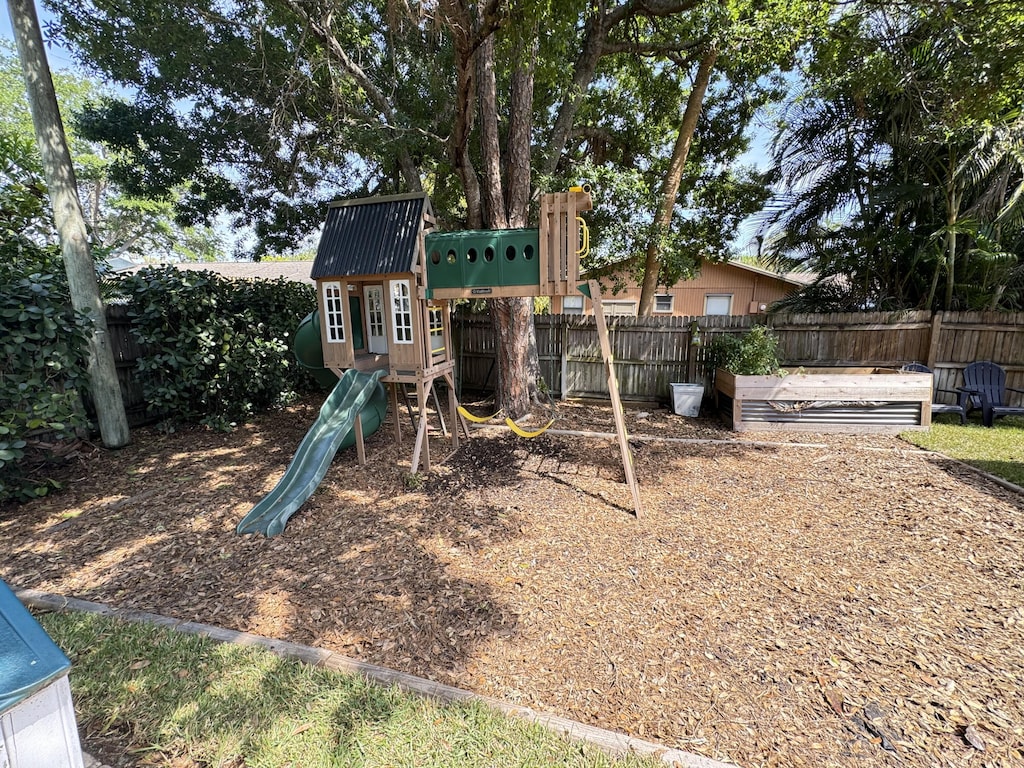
715, 366, 933, 433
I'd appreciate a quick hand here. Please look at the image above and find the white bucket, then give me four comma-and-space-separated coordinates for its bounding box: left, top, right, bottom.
670, 383, 704, 417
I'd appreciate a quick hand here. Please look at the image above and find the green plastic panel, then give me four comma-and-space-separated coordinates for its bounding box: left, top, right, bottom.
424, 232, 463, 289
462, 231, 501, 287
499, 229, 540, 286
424, 229, 540, 291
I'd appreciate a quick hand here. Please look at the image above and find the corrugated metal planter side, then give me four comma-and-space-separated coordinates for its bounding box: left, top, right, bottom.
714, 367, 933, 433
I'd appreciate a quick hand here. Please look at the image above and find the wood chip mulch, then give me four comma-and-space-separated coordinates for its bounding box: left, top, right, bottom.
1, 395, 1022, 767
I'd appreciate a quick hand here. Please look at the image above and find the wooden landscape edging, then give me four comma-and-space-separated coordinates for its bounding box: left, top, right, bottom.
17, 588, 738, 768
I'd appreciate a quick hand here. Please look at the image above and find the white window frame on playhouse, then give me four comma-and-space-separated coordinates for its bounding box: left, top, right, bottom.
428, 307, 445, 352
391, 280, 414, 344
322, 281, 346, 343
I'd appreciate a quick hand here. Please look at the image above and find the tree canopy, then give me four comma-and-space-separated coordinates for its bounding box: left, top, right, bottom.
45, 0, 824, 411
0, 40, 221, 263
761, 0, 1024, 311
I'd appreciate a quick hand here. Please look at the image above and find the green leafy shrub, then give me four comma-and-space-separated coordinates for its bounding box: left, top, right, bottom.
708, 325, 784, 376
0, 258, 93, 502
113, 266, 317, 430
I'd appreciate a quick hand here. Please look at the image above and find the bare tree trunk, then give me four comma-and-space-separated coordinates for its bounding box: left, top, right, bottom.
542, 0, 700, 177
944, 184, 961, 310
487, 20, 541, 419
445, 0, 483, 228
476, 34, 506, 229
9, 0, 130, 448
506, 32, 536, 228
638, 47, 717, 316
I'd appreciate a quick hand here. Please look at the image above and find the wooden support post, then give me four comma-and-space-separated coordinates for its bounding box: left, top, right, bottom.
410, 379, 431, 474
552, 195, 565, 296
443, 371, 468, 444
431, 382, 448, 438
390, 383, 402, 444
560, 319, 569, 401
926, 312, 943, 369
587, 280, 643, 518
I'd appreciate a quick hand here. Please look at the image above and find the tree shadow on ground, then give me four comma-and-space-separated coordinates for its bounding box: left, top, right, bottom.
1, 399, 523, 688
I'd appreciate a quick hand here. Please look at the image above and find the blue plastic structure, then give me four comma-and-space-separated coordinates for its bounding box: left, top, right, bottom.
0, 580, 71, 714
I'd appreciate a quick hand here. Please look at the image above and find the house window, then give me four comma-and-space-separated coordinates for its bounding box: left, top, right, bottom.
562, 295, 584, 315
601, 300, 637, 316
654, 294, 674, 313
429, 307, 445, 352
705, 294, 733, 316
391, 280, 413, 344
322, 281, 345, 343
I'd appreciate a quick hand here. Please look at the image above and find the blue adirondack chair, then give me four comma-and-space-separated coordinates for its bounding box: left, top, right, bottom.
959, 361, 1024, 427
902, 363, 967, 424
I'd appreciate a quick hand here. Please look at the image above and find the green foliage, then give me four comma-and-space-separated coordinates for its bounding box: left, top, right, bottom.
2, 41, 201, 264
113, 267, 317, 430
0, 258, 92, 502
708, 325, 784, 375
762, 1, 1024, 311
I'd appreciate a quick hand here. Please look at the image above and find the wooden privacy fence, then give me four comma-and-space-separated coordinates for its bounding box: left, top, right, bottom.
105, 306, 1024, 411
104, 304, 151, 424
452, 310, 1024, 403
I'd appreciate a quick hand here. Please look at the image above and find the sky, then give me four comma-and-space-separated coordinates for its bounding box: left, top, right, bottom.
1, 3, 81, 71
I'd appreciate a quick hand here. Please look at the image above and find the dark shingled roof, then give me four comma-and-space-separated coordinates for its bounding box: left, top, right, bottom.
311, 193, 432, 279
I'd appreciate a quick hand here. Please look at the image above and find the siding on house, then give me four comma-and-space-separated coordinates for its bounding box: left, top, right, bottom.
552, 260, 808, 316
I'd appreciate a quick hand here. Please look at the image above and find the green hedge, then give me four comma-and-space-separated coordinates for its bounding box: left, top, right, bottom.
0, 259, 93, 502
2, 260, 319, 502
113, 266, 318, 431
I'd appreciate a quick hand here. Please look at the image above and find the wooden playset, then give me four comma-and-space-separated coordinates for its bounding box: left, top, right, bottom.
261, 187, 642, 528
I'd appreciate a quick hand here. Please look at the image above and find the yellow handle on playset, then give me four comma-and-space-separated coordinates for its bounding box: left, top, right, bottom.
575, 216, 590, 257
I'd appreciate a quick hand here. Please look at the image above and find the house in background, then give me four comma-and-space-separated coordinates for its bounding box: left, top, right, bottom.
550, 259, 811, 317
146, 260, 317, 285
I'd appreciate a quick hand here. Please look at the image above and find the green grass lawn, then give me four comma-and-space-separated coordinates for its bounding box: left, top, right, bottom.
902, 414, 1024, 487
41, 611, 661, 768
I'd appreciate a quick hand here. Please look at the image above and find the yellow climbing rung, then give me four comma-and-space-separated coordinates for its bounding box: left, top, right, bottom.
457, 406, 502, 423
504, 417, 555, 438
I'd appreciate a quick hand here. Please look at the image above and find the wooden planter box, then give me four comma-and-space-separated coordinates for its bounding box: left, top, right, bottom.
714, 367, 933, 433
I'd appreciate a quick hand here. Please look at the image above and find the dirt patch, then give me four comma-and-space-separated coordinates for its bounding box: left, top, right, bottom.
2, 396, 1022, 767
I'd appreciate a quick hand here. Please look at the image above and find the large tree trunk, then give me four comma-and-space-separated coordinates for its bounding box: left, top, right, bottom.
449, 4, 540, 420
9, 0, 130, 448
488, 22, 540, 419
638, 47, 717, 316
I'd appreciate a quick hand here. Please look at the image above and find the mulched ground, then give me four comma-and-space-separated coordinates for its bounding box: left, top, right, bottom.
2, 395, 1022, 768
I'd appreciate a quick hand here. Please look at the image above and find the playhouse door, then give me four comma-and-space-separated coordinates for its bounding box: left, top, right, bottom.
364, 285, 387, 354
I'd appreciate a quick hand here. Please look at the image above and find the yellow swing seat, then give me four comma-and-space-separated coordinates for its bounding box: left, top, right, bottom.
504, 416, 555, 438
457, 406, 503, 423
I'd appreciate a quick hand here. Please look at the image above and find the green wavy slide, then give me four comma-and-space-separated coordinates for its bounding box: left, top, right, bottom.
236, 368, 388, 537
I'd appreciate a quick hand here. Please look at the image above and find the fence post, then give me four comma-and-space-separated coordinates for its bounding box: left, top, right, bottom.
926, 312, 943, 368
